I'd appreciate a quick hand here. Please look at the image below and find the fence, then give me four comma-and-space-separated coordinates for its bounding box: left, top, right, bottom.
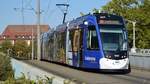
136, 49, 150, 55
129, 52, 150, 70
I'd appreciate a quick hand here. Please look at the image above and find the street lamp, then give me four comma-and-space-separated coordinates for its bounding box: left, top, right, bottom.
131, 21, 136, 53
127, 20, 136, 53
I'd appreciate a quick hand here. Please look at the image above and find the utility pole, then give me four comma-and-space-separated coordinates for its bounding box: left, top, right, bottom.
37, 0, 41, 60
14, 0, 25, 24
31, 27, 34, 60
21, 0, 24, 24
14, 0, 35, 60
56, 4, 69, 24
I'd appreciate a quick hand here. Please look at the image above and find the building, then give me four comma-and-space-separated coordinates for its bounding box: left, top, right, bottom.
0, 25, 49, 45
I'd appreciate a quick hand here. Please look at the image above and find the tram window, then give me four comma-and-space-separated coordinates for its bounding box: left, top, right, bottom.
73, 30, 80, 52
61, 32, 66, 49
87, 26, 99, 50
69, 29, 82, 52
69, 30, 74, 52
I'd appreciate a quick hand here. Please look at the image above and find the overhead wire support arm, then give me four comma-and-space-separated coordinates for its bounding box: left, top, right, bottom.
56, 4, 69, 24
56, 4, 69, 7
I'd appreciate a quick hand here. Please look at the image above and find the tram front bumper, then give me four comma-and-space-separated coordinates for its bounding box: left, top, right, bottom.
99, 58, 129, 69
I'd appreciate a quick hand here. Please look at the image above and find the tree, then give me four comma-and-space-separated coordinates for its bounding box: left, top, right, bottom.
12, 40, 31, 59
0, 40, 12, 54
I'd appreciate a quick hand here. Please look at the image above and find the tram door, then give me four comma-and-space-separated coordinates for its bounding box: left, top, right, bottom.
73, 29, 83, 67
82, 25, 100, 69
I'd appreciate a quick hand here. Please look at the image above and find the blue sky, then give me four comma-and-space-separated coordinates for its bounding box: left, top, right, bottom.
0, 0, 110, 33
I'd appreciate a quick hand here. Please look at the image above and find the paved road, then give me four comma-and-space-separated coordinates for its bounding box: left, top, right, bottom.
23, 60, 150, 84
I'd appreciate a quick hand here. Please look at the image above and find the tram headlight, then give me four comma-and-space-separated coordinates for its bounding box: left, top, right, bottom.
106, 55, 108, 57
108, 56, 111, 59
105, 55, 109, 58
84, 21, 89, 25
105, 55, 112, 59
121, 55, 127, 58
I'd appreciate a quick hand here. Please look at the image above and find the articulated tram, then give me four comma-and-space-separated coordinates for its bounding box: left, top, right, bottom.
41, 13, 130, 72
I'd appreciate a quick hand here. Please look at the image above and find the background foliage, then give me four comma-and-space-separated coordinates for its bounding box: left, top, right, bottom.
0, 40, 33, 59
12, 40, 31, 59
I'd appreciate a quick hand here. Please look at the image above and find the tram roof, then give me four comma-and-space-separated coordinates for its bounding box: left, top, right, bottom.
55, 14, 91, 32
55, 13, 124, 32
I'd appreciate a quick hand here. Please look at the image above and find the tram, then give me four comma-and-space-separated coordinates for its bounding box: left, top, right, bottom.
41, 12, 130, 72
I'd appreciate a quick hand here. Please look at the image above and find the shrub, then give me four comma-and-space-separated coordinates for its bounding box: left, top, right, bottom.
0, 52, 14, 81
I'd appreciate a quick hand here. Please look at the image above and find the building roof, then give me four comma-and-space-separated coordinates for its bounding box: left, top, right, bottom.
0, 25, 50, 40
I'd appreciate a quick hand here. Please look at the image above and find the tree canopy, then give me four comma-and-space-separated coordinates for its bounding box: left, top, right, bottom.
12, 40, 32, 59
0, 40, 33, 59
0, 40, 12, 54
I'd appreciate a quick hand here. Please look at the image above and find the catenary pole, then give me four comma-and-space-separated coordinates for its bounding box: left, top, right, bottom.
37, 0, 41, 60
32, 26, 34, 60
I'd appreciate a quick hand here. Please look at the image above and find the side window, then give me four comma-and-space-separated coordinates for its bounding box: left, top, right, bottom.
69, 29, 83, 52
69, 30, 74, 52
87, 26, 99, 50
73, 30, 80, 52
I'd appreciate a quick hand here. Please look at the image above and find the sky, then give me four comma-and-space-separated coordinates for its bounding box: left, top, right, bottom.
0, 0, 111, 34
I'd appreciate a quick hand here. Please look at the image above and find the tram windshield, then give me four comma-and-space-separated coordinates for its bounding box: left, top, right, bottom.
100, 27, 127, 51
